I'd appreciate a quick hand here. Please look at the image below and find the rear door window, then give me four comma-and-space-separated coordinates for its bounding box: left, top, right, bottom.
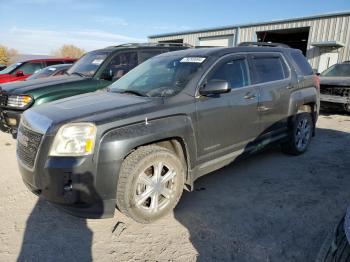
251, 54, 289, 84
290, 51, 313, 75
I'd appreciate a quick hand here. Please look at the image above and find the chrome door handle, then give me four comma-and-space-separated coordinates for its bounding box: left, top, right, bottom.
243, 93, 256, 100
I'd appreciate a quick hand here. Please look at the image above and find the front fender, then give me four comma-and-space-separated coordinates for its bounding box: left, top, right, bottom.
95, 115, 197, 201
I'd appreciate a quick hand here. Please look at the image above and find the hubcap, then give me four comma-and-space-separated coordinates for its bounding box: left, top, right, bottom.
135, 161, 176, 213
295, 118, 311, 151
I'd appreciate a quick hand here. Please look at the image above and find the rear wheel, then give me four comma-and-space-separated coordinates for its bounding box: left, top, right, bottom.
282, 113, 313, 155
116, 145, 185, 223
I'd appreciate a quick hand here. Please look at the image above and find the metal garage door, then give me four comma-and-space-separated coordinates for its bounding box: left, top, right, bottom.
199, 35, 234, 47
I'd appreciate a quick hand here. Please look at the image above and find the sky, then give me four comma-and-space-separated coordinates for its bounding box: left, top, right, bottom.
0, 0, 349, 55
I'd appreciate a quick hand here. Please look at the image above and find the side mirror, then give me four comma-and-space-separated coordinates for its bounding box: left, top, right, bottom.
16, 71, 24, 77
100, 69, 113, 81
199, 80, 231, 96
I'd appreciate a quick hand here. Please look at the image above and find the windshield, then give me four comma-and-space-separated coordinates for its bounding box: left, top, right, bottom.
0, 62, 22, 74
321, 64, 350, 77
110, 55, 205, 97
67, 51, 110, 77
27, 65, 66, 80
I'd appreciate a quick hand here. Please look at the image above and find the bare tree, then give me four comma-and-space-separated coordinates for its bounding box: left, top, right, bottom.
0, 45, 19, 65
53, 44, 86, 58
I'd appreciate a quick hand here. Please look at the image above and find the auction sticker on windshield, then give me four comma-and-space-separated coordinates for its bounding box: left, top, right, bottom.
92, 59, 104, 65
180, 57, 206, 63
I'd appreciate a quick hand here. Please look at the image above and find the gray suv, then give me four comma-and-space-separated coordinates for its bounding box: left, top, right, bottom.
17, 43, 320, 223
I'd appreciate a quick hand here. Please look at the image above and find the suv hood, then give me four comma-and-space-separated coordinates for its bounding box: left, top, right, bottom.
0, 75, 87, 94
320, 77, 350, 87
25, 92, 157, 131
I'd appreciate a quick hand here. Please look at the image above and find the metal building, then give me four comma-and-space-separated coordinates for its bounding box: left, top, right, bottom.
149, 11, 350, 72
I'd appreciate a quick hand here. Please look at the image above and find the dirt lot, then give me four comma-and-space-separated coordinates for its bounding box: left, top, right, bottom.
0, 113, 349, 262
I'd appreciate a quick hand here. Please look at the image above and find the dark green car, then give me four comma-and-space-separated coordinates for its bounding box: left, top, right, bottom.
0, 43, 188, 137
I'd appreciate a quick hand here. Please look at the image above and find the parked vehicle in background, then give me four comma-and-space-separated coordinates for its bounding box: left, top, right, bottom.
26, 64, 73, 80
0, 43, 189, 136
0, 65, 6, 71
17, 43, 320, 223
316, 210, 350, 262
0, 58, 76, 84
319, 61, 350, 113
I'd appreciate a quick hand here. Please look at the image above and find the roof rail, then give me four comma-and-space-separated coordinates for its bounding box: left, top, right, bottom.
106, 42, 193, 48
238, 42, 290, 48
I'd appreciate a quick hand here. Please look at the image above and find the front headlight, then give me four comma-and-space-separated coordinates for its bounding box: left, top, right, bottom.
7, 95, 33, 108
49, 123, 97, 156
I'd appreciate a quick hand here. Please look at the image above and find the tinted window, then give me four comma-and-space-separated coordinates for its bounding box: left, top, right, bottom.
291, 51, 313, 75
139, 50, 163, 63
102, 52, 138, 80
252, 56, 288, 83
16, 62, 43, 74
208, 58, 250, 88
321, 63, 350, 77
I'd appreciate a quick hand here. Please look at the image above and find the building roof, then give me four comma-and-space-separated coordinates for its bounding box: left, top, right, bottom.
149, 10, 350, 38
311, 41, 345, 48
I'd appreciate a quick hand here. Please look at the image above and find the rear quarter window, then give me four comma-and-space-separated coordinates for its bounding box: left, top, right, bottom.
251, 55, 289, 83
290, 51, 313, 76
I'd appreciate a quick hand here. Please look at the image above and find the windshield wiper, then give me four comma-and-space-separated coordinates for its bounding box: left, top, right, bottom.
118, 90, 148, 97
70, 72, 88, 78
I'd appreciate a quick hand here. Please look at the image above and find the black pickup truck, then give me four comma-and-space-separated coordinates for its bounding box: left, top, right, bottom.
17, 43, 320, 223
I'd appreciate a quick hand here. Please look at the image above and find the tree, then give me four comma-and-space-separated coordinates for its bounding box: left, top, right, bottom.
0, 45, 19, 65
53, 44, 85, 58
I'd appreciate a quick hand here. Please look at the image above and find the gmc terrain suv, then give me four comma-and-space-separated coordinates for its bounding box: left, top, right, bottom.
0, 43, 188, 136
17, 43, 320, 223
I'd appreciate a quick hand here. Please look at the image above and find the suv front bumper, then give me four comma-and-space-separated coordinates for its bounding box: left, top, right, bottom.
18, 155, 118, 219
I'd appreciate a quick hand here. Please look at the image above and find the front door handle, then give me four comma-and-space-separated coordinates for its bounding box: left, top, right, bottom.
243, 92, 256, 100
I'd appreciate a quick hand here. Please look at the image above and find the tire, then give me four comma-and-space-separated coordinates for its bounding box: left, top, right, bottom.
315, 217, 350, 262
281, 112, 313, 155
116, 145, 185, 223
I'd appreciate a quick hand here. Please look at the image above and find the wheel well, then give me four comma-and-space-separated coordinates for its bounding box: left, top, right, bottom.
296, 103, 317, 135
125, 138, 191, 189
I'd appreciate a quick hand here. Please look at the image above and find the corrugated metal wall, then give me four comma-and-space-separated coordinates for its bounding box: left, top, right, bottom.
239, 15, 350, 68
149, 29, 235, 47
149, 14, 350, 69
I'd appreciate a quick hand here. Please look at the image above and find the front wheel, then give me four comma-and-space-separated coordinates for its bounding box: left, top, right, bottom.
116, 145, 185, 223
282, 113, 313, 155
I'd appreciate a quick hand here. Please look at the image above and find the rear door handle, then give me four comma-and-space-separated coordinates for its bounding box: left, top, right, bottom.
243, 92, 256, 100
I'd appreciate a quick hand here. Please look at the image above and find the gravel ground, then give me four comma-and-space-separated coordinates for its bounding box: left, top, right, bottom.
0, 113, 349, 262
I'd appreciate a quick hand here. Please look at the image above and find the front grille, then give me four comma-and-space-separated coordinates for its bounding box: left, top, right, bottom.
320, 85, 350, 97
17, 124, 43, 168
0, 93, 8, 107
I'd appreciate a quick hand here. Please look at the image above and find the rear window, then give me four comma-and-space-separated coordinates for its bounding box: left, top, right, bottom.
290, 51, 313, 75
252, 55, 289, 83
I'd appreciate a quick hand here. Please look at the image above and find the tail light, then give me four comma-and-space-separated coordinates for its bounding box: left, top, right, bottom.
313, 74, 320, 90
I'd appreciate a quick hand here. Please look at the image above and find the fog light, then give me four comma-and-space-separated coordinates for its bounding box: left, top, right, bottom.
7, 118, 17, 126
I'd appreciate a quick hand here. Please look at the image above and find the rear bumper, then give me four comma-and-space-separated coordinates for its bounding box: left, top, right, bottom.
0, 109, 22, 135
18, 155, 117, 219
320, 94, 349, 104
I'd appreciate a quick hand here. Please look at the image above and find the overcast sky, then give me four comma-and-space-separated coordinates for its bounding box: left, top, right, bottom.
0, 0, 349, 55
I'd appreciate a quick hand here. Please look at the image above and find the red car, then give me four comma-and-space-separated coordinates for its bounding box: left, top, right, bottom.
0, 58, 77, 83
